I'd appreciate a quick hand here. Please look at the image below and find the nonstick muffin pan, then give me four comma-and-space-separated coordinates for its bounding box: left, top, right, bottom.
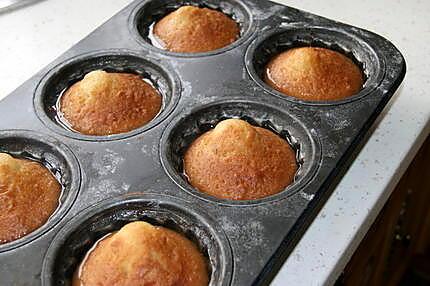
0, 0, 405, 285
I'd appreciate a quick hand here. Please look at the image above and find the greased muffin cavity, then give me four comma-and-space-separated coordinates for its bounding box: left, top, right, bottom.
264, 47, 364, 101
160, 100, 321, 205
153, 6, 239, 53
34, 52, 180, 140
0, 153, 61, 244
59, 70, 162, 136
184, 119, 297, 200
132, 0, 254, 55
42, 195, 233, 286
73, 221, 209, 286
246, 27, 385, 104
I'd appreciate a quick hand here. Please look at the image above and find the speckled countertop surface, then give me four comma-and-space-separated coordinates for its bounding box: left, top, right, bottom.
0, 0, 429, 285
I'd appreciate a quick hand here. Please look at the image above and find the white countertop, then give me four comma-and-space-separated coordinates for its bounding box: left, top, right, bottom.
0, 0, 429, 285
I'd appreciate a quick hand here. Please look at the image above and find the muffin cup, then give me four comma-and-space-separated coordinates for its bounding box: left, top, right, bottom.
0, 130, 81, 252
42, 193, 233, 286
245, 26, 386, 105
160, 99, 321, 206
129, 0, 256, 57
34, 50, 181, 141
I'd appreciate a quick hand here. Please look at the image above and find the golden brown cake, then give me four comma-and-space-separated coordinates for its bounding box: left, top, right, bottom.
184, 119, 297, 200
73, 221, 208, 286
264, 47, 364, 101
60, 70, 162, 136
0, 153, 61, 244
153, 6, 239, 53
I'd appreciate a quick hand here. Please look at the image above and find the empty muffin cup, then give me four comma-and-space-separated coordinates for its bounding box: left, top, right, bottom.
160, 99, 321, 205
0, 130, 80, 252
245, 27, 385, 104
130, 0, 255, 56
34, 50, 181, 140
42, 193, 232, 286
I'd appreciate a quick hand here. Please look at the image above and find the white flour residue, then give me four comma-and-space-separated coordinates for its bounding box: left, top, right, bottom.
299, 190, 315, 201
93, 149, 125, 176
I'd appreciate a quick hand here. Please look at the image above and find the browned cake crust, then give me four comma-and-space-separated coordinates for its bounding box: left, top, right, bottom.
184, 119, 297, 200
264, 47, 364, 101
0, 153, 61, 244
73, 221, 209, 286
60, 70, 162, 136
153, 6, 239, 53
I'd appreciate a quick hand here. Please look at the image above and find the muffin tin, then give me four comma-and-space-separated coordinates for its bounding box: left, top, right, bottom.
0, 0, 405, 285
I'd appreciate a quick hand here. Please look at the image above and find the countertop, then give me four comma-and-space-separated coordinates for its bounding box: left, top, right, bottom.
0, 0, 429, 285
